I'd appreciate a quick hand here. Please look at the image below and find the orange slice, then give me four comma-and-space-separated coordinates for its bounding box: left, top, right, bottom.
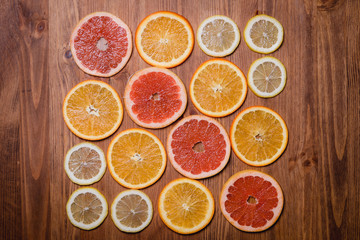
190, 59, 247, 117
107, 128, 166, 189
230, 106, 288, 166
135, 11, 194, 68
63, 80, 123, 140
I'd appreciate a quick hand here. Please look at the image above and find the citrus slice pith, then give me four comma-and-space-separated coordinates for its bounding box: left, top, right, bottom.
124, 67, 187, 128
247, 57, 286, 98
167, 115, 230, 179
244, 14, 284, 54
70, 12, 132, 77
197, 15, 240, 57
230, 106, 288, 166
64, 142, 106, 185
63, 80, 123, 140
220, 170, 284, 232
107, 128, 166, 189
135, 11, 194, 68
111, 190, 153, 233
66, 187, 108, 230
190, 59, 247, 117
158, 178, 214, 234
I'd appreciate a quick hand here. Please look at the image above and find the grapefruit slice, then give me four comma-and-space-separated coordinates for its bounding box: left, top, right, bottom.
167, 115, 231, 179
70, 12, 132, 77
220, 170, 284, 232
124, 67, 187, 128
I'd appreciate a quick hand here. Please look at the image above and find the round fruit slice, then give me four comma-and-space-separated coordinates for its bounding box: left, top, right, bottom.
124, 67, 187, 128
111, 190, 153, 233
220, 170, 284, 232
135, 11, 194, 68
244, 14, 284, 54
230, 106, 288, 166
66, 187, 108, 230
63, 80, 123, 140
190, 59, 247, 117
167, 115, 230, 179
64, 142, 106, 185
107, 128, 166, 189
70, 12, 132, 77
158, 178, 214, 234
247, 57, 286, 98
197, 15, 240, 57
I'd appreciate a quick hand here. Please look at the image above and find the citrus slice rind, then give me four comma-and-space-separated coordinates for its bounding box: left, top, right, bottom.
230, 106, 288, 166
167, 115, 231, 179
158, 178, 215, 234
70, 12, 132, 77
64, 142, 106, 185
220, 170, 284, 232
135, 11, 194, 68
247, 57, 286, 98
62, 80, 123, 141
244, 14, 284, 54
197, 15, 240, 57
111, 190, 153, 233
190, 59, 247, 117
66, 187, 108, 230
124, 67, 187, 129
107, 128, 166, 189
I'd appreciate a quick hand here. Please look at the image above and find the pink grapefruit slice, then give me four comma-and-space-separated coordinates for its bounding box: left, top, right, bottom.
124, 67, 187, 128
167, 115, 231, 179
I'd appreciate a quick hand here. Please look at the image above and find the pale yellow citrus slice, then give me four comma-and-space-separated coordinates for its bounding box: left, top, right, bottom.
107, 128, 166, 189
230, 106, 288, 166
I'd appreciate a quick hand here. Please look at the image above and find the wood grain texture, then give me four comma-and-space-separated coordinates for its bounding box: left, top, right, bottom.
0, 0, 359, 239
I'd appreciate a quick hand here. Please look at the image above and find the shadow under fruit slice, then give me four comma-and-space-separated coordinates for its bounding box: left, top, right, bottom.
70, 12, 132, 77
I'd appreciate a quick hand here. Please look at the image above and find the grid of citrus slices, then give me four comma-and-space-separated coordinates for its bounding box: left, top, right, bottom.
63, 10, 288, 235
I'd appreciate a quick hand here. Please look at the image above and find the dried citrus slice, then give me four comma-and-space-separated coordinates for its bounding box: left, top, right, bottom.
167, 115, 230, 179
64, 142, 106, 185
244, 14, 284, 54
135, 11, 194, 68
230, 106, 288, 166
158, 178, 214, 234
66, 187, 108, 230
190, 59, 247, 117
111, 190, 153, 233
220, 170, 284, 232
70, 12, 132, 77
63, 80, 123, 140
107, 128, 166, 189
247, 57, 286, 98
197, 15, 240, 57
124, 67, 187, 128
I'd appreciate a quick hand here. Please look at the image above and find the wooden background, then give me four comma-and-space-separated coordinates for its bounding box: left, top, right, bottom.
1, 0, 359, 239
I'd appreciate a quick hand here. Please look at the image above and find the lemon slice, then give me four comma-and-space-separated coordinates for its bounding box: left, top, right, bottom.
244, 15, 284, 54
197, 15, 240, 57
247, 57, 286, 98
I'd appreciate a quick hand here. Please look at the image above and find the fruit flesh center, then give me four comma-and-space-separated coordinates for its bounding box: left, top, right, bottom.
250, 20, 278, 48
96, 37, 108, 51
192, 142, 205, 153
116, 194, 149, 228
201, 19, 235, 52
252, 62, 282, 93
69, 147, 102, 180
71, 192, 103, 224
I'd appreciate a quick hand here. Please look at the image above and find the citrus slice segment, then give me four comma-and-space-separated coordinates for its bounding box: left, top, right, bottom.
190, 59, 247, 117
64, 142, 106, 185
63, 80, 123, 140
244, 14, 284, 54
167, 115, 230, 179
220, 170, 284, 232
107, 128, 166, 189
135, 11, 194, 68
124, 67, 187, 128
158, 178, 214, 234
197, 15, 240, 57
230, 106, 288, 166
70, 12, 132, 77
111, 190, 153, 233
247, 57, 286, 98
66, 187, 108, 230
